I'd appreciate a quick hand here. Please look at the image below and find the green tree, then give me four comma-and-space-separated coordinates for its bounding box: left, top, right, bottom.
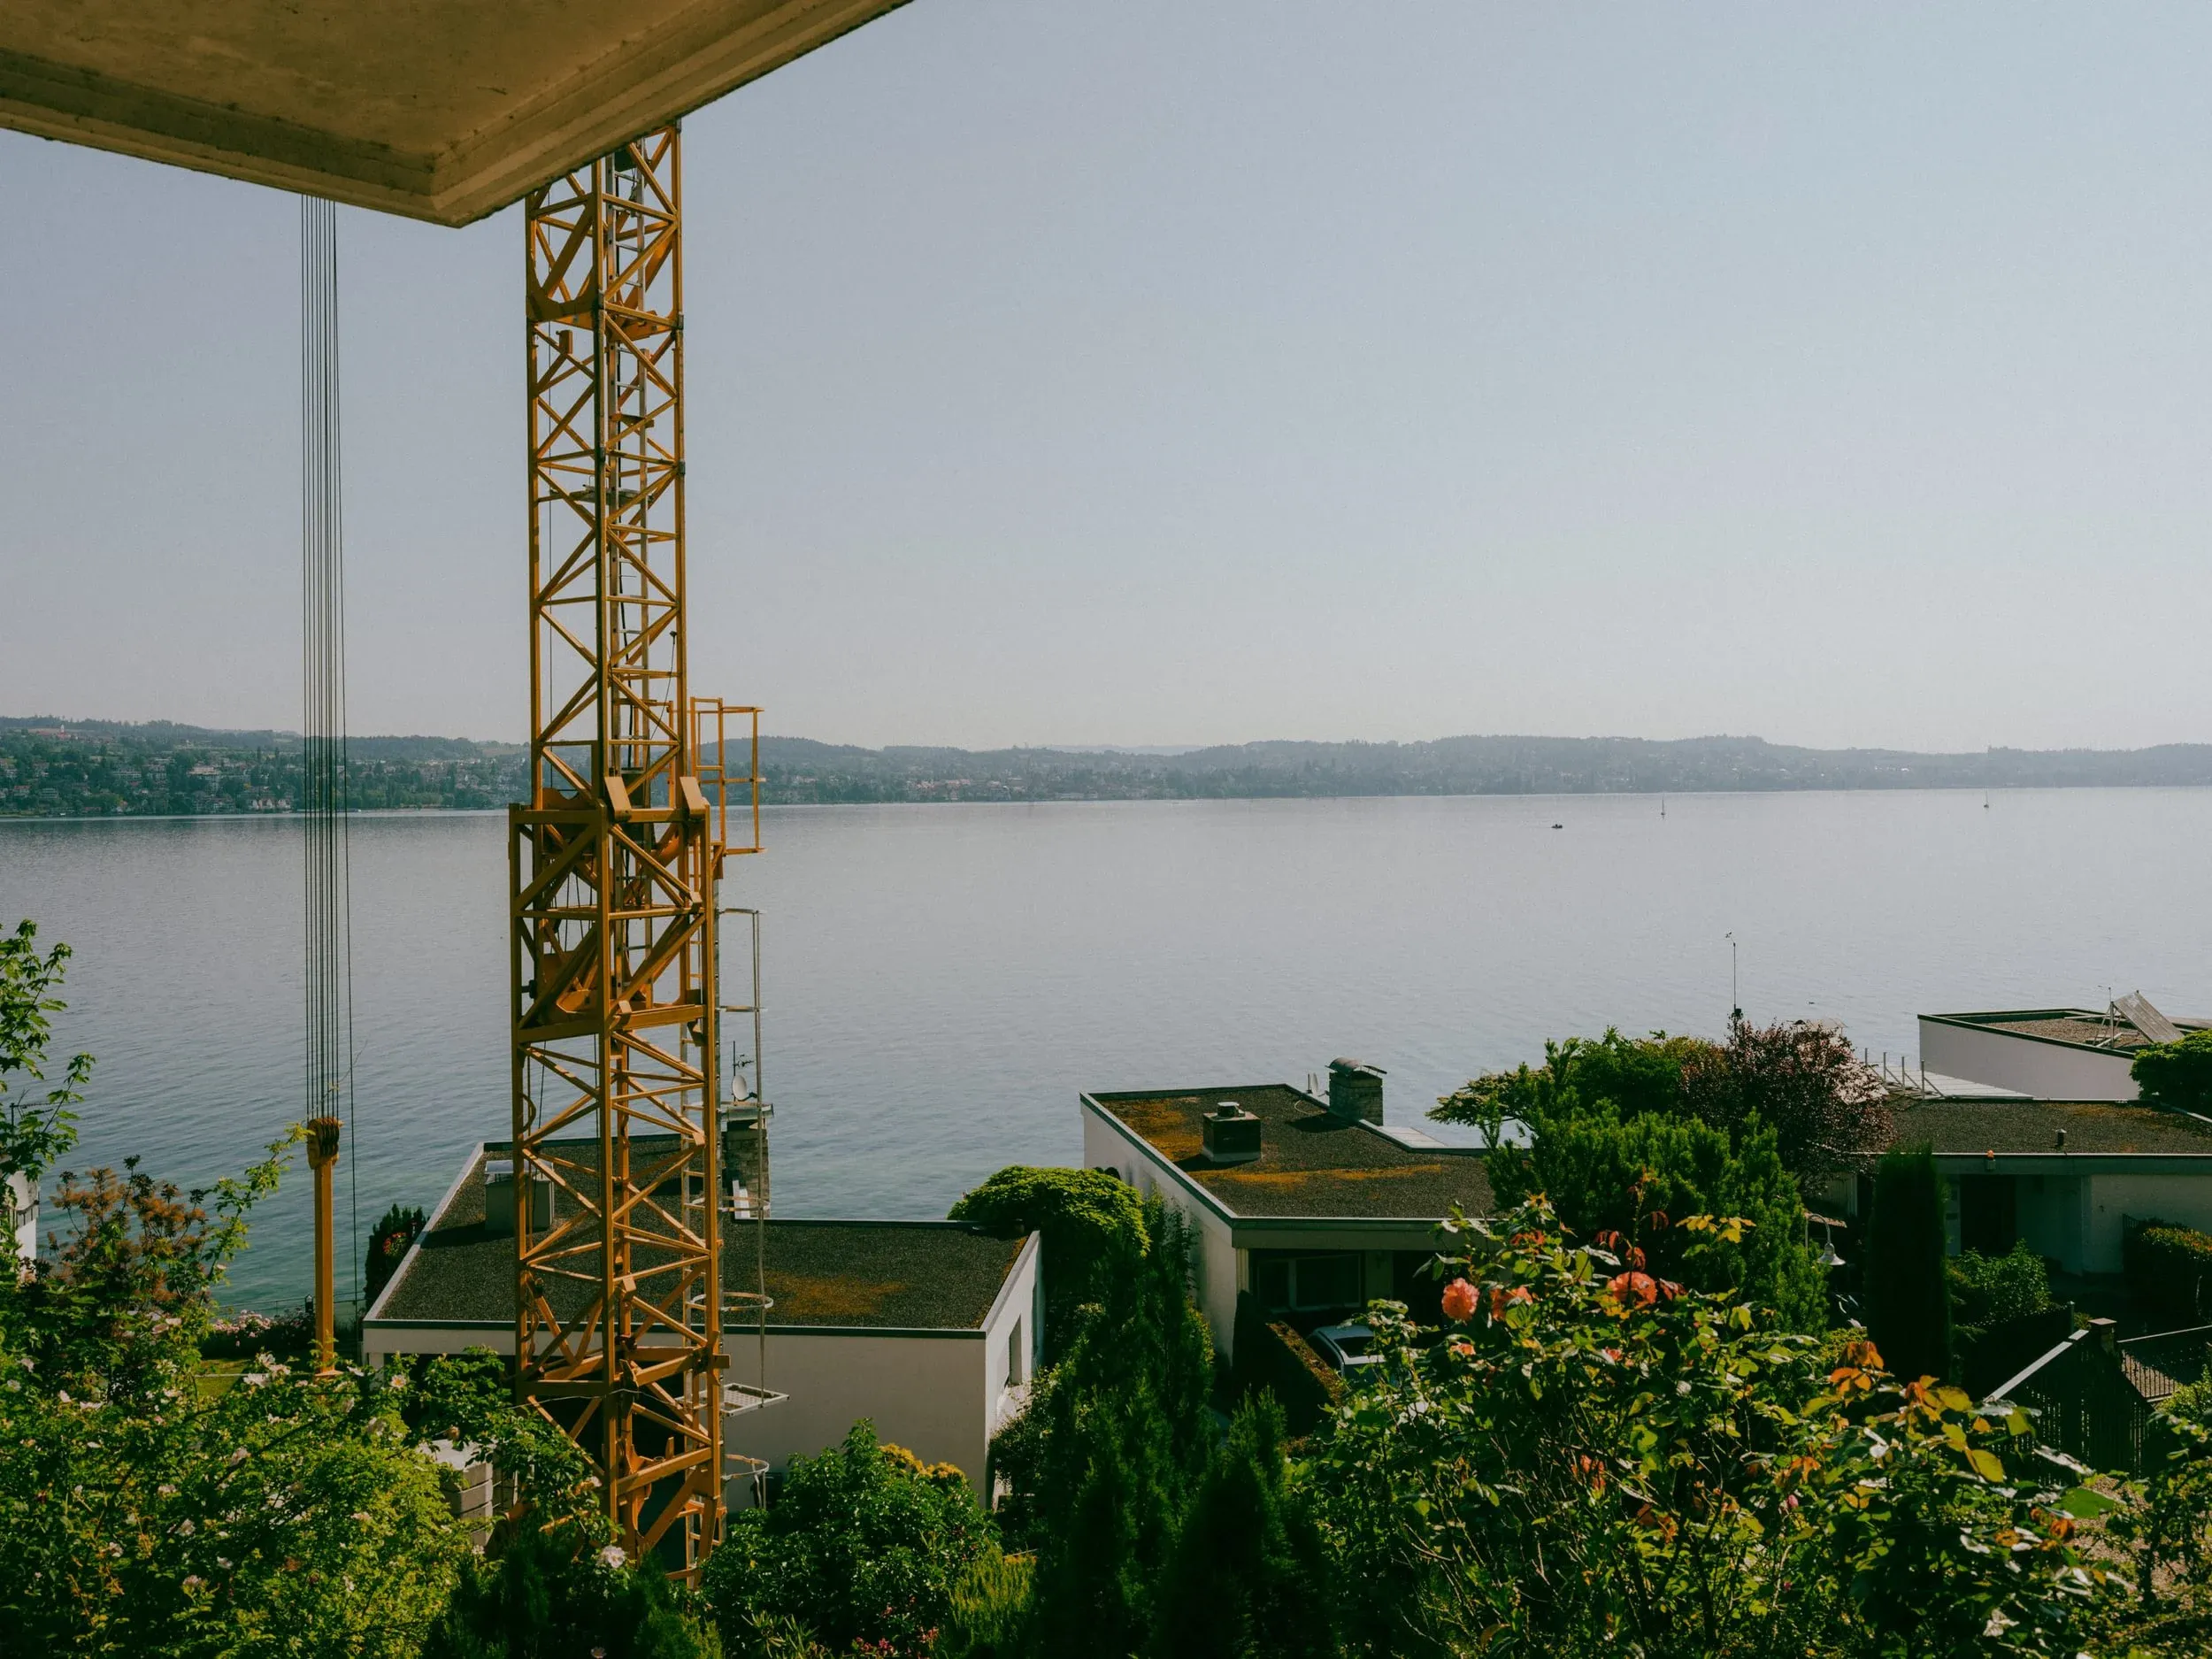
700, 1421, 995, 1656
1432, 1028, 1712, 1130
2132, 1030, 2212, 1116
1152, 1392, 1336, 1659
1310, 1198, 2116, 1659
1484, 1102, 1826, 1331
0, 918, 93, 1201
0, 1134, 480, 1655
949, 1165, 1147, 1361
1017, 1201, 1215, 1658
1439, 1021, 1891, 1199
1680, 1018, 1892, 1196
1866, 1144, 1953, 1386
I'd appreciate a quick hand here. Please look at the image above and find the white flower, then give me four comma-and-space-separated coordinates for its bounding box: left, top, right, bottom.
179, 1520, 195, 1537
217, 1557, 232, 1570
183, 1575, 204, 1594
350, 1511, 373, 1524
56, 1391, 69, 1405
157, 1484, 178, 1498
242, 1373, 268, 1387
227, 1448, 250, 1464
597, 1545, 626, 1570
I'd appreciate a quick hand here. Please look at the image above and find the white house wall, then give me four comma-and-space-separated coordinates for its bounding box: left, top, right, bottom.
725, 1331, 990, 1488
1083, 1102, 1239, 1358
1920, 1019, 2138, 1102
979, 1233, 1044, 1442
365, 1323, 997, 1491
2084, 1173, 2212, 1273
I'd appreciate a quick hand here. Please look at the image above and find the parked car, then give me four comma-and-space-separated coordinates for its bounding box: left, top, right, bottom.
1309, 1322, 1380, 1375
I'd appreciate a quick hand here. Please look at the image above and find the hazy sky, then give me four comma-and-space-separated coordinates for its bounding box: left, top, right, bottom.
5, 4, 2212, 750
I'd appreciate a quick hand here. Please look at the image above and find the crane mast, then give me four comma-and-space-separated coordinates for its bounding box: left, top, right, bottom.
511, 124, 745, 1576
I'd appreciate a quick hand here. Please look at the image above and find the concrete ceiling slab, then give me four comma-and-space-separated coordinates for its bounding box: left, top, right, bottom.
0, 0, 910, 225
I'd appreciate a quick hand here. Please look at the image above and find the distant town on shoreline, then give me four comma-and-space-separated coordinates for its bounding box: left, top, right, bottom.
7, 714, 2212, 818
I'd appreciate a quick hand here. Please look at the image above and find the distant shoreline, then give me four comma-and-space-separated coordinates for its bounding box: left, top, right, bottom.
9, 717, 2212, 818
9, 782, 2212, 827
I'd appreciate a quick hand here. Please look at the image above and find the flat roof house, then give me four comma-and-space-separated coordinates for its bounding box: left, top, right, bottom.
1919, 998, 2208, 1103
1081, 1060, 1492, 1360
365, 1140, 1041, 1496
1841, 1096, 2212, 1275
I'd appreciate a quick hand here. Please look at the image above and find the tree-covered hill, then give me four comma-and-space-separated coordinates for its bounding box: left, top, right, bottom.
6, 715, 2212, 817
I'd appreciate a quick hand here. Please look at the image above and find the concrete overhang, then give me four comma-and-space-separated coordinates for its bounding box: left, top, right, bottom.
0, 0, 910, 226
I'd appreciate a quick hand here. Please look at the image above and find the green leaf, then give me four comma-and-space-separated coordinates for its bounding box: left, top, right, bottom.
1964, 1447, 2005, 1483
2057, 1486, 2120, 1519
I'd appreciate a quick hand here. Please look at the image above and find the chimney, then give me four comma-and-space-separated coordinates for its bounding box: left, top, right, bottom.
483, 1158, 551, 1237
1327, 1058, 1386, 1125
1202, 1102, 1263, 1165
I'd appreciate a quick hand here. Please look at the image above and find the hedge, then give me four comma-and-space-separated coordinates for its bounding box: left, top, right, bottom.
1231, 1293, 1347, 1436
2124, 1218, 2212, 1327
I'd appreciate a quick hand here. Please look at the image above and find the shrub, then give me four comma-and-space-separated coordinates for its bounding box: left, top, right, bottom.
2132, 1030, 2212, 1116
1949, 1240, 2053, 1331
1866, 1144, 1952, 1385
701, 1421, 996, 1657
1309, 1198, 2120, 1658
365, 1201, 427, 1309
937, 1549, 1034, 1659
1484, 1102, 1826, 1330
949, 1165, 1147, 1361
424, 1515, 710, 1659
2124, 1219, 2212, 1326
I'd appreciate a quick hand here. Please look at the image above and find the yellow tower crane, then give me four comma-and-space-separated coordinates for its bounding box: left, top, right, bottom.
513, 124, 761, 1575
0, 0, 909, 1577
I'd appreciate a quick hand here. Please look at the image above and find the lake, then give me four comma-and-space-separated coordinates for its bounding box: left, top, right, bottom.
3, 787, 2207, 1308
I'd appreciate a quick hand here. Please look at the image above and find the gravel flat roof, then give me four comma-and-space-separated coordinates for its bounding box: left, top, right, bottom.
372, 1142, 1025, 1333
1891, 1097, 2212, 1156
1089, 1085, 1494, 1220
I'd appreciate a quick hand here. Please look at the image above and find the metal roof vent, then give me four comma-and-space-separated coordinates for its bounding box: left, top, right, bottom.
1202, 1102, 1263, 1165
483, 1158, 550, 1237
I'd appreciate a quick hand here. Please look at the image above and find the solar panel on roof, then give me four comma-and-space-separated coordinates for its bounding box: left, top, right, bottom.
2113, 990, 2184, 1046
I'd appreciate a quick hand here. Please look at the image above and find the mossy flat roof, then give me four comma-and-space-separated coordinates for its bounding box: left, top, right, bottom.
1890, 1097, 2212, 1158
1087, 1084, 1494, 1222
371, 1141, 1025, 1333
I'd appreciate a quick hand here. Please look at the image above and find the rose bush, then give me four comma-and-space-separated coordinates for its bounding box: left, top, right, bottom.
1309, 1198, 2118, 1658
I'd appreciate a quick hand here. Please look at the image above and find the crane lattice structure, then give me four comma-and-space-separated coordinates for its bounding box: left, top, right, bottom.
511, 124, 759, 1577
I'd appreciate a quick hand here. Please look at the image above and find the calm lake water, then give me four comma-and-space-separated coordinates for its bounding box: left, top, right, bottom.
3, 789, 2208, 1308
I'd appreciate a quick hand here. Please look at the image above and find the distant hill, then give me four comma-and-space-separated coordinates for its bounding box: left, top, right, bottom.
5, 716, 2211, 818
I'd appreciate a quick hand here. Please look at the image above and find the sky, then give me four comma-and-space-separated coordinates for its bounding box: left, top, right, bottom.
4, 3, 2212, 752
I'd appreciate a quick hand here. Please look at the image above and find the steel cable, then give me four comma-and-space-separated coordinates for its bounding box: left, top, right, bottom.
300, 196, 359, 1323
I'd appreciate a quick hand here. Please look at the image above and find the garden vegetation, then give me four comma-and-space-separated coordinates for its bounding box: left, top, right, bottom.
5, 932, 2212, 1655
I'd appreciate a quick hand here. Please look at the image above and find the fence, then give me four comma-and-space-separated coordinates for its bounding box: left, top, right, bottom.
1990, 1318, 2212, 1475
1990, 1321, 2150, 1474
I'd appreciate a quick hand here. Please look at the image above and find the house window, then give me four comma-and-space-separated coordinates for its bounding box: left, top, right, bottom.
1251, 1251, 1363, 1314
1007, 1318, 1026, 1387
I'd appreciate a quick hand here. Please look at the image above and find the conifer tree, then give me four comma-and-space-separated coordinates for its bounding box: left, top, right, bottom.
1867, 1143, 1953, 1385
1023, 1199, 1215, 1657
1153, 1393, 1336, 1659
